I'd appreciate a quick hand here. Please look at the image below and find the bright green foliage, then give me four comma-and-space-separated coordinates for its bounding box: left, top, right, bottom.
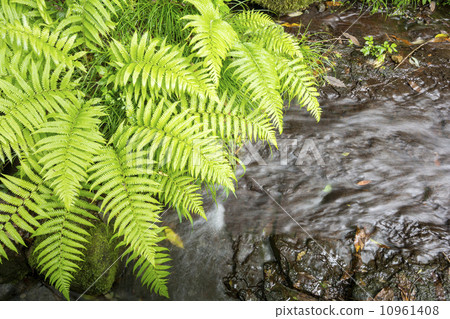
0, 0, 322, 299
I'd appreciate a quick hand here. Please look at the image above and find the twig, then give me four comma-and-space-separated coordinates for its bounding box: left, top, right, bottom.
394, 39, 433, 70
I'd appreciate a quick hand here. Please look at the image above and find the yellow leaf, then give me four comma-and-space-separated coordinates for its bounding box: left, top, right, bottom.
435, 33, 449, 38
165, 227, 184, 249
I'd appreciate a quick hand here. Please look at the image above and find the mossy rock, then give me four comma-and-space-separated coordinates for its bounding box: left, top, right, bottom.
251, 0, 318, 15
29, 221, 119, 296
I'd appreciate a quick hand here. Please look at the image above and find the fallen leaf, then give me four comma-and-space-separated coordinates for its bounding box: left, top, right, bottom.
391, 54, 403, 64
430, 1, 436, 12
296, 251, 306, 261
357, 180, 371, 186
281, 22, 301, 27
409, 56, 420, 68
435, 33, 449, 38
342, 152, 350, 156
390, 35, 412, 46
408, 81, 422, 93
325, 75, 347, 88
354, 226, 370, 253
323, 184, 332, 192
369, 238, 390, 249
343, 32, 360, 46
326, 1, 343, 6
374, 287, 395, 301
287, 11, 303, 17
165, 227, 184, 248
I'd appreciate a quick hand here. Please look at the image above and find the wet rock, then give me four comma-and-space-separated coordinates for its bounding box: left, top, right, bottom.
0, 249, 30, 284
353, 250, 449, 301
13, 283, 61, 301
224, 235, 270, 300
271, 234, 353, 300
263, 262, 318, 300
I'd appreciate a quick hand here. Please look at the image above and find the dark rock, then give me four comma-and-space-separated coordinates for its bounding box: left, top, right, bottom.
0, 249, 30, 284
271, 234, 353, 300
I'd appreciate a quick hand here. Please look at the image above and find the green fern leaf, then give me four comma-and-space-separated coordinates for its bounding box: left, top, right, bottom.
183, 5, 238, 84
35, 100, 104, 209
227, 42, 284, 133
109, 32, 217, 102
276, 57, 322, 121
57, 0, 120, 50
0, 19, 85, 69
127, 98, 236, 192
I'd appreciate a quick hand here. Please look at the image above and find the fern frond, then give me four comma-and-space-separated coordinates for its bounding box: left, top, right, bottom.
0, 172, 47, 260
33, 194, 98, 300
89, 133, 170, 296
0, 19, 85, 69
58, 0, 119, 50
127, 98, 236, 192
0, 62, 78, 160
13, 0, 53, 24
276, 57, 322, 121
227, 42, 284, 133
156, 169, 205, 222
183, 5, 238, 84
185, 94, 277, 146
0, 0, 37, 23
35, 100, 104, 209
110, 32, 217, 102
130, 247, 170, 298
230, 10, 275, 34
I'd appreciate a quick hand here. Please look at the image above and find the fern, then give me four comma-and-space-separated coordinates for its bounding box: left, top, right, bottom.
276, 57, 322, 121
57, 0, 121, 50
227, 42, 285, 133
183, 1, 238, 84
184, 93, 277, 146
89, 131, 170, 295
110, 32, 217, 102
0, 19, 85, 69
0, 61, 78, 161
35, 100, 105, 209
127, 98, 236, 192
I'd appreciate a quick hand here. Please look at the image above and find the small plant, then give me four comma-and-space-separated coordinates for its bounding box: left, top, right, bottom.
360, 36, 398, 64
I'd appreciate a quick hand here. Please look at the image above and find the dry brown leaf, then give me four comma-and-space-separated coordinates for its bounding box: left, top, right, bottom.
326, 1, 343, 6
357, 180, 371, 186
343, 32, 360, 46
430, 1, 436, 12
374, 287, 395, 301
165, 227, 184, 248
408, 81, 422, 93
390, 35, 412, 46
354, 226, 370, 253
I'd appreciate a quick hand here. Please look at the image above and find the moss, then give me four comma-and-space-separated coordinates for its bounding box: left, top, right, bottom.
250, 0, 318, 15
28, 221, 119, 296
